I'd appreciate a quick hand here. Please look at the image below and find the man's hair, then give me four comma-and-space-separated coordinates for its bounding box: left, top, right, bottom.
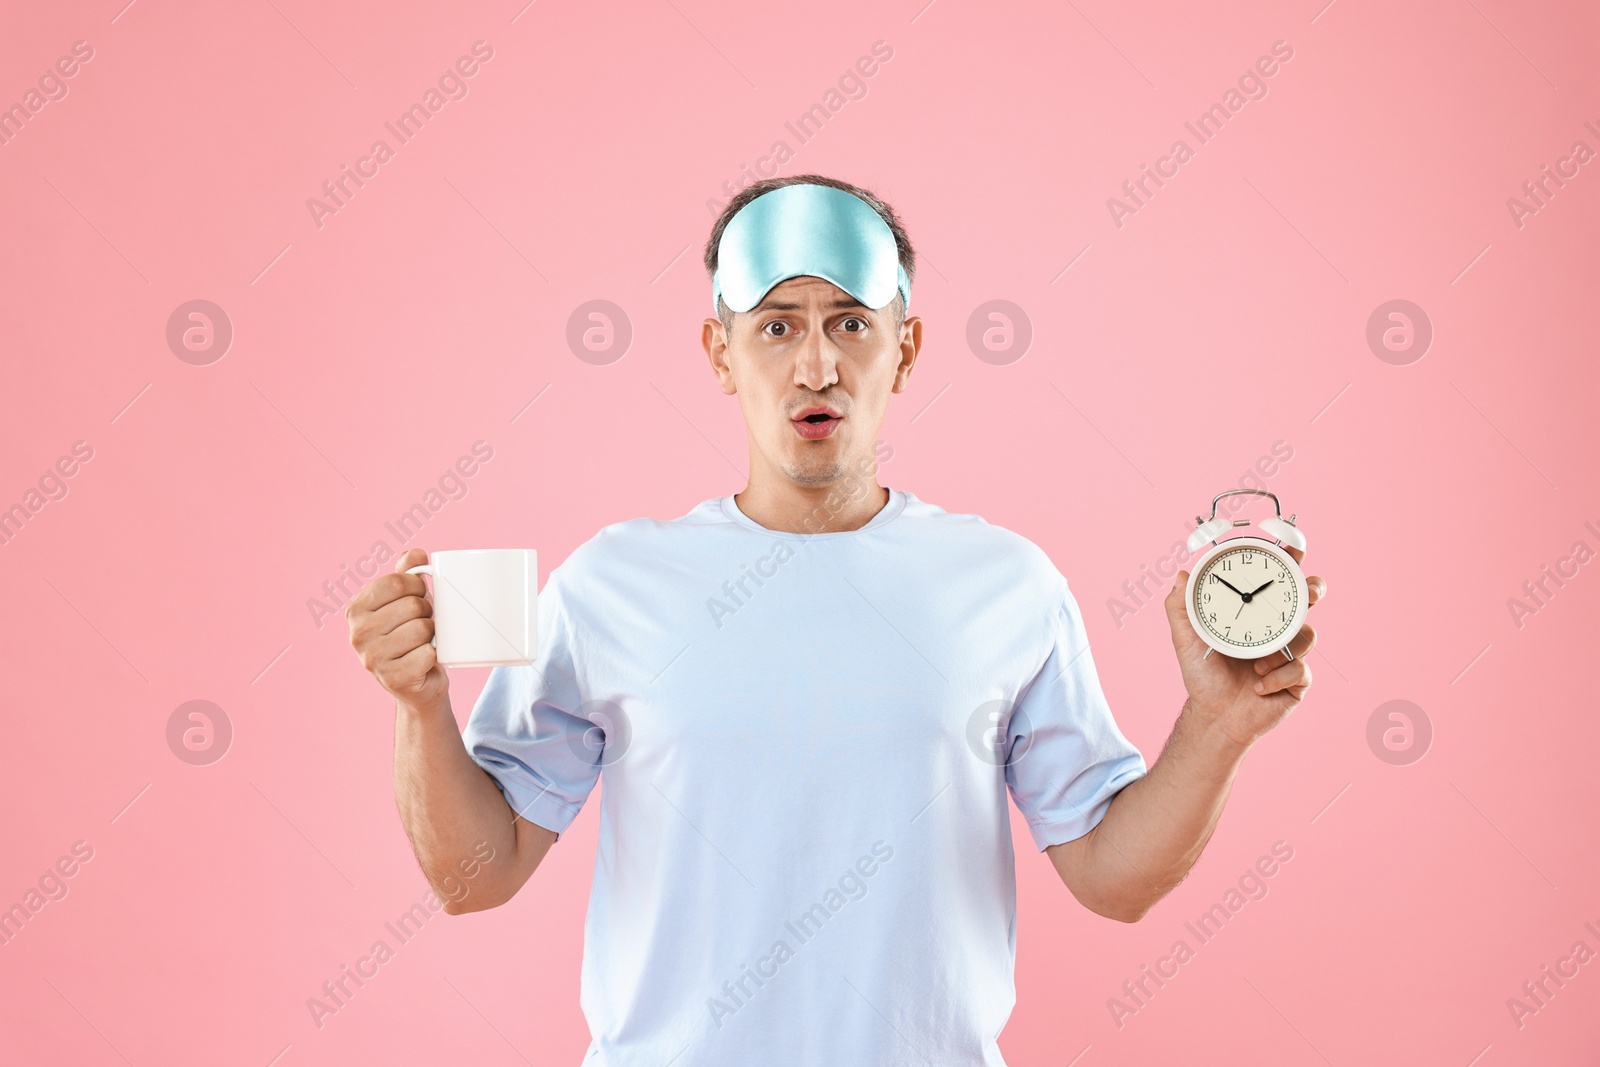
703, 174, 916, 334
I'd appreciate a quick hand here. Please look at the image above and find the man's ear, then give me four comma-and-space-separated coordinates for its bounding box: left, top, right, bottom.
891, 315, 922, 393
703, 316, 738, 395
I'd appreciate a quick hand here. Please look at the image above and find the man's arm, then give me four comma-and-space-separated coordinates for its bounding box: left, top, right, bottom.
349, 547, 556, 914
393, 695, 556, 914
1047, 549, 1325, 922
1046, 703, 1248, 922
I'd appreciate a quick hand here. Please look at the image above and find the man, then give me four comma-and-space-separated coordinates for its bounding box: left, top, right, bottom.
347, 175, 1325, 1065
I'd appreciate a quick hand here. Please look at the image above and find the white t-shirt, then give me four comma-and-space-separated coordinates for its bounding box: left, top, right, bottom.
462, 487, 1148, 1066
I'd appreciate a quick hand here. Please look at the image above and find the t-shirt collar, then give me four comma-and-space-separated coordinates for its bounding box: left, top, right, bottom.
720, 486, 906, 540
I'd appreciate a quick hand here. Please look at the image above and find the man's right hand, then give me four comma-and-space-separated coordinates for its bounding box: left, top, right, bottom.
347, 547, 449, 712
351, 547, 553, 912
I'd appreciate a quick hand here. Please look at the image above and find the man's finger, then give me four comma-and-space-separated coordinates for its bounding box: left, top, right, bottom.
1165, 571, 1190, 615
371, 617, 436, 663
348, 569, 427, 614
1165, 571, 1202, 639
368, 591, 433, 637
395, 547, 429, 573
1255, 657, 1311, 696
373, 637, 438, 694
1278, 547, 1326, 599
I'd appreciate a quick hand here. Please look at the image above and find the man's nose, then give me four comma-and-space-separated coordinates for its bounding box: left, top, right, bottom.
793, 325, 840, 391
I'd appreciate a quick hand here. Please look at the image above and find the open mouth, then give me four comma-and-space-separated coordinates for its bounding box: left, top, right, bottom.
792, 407, 842, 440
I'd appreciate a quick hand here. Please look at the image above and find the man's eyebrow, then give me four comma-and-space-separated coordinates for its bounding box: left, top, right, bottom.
753, 296, 869, 312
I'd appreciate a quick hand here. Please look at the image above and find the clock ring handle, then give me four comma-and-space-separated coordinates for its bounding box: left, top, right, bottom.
1202, 488, 1285, 520
1187, 489, 1307, 553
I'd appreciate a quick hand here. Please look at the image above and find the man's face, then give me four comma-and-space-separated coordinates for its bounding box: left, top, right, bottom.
703, 275, 921, 489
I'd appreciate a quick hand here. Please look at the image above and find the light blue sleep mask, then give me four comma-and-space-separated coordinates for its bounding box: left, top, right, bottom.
712, 184, 911, 315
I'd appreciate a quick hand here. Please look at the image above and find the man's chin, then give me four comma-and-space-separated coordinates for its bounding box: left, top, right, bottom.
779, 452, 852, 487
781, 464, 848, 487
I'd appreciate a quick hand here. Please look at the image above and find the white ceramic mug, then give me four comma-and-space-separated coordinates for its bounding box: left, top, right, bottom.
404, 549, 537, 667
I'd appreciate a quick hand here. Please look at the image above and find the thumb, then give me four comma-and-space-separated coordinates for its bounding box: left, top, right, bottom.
395, 546, 429, 573
1165, 572, 1195, 636
1165, 571, 1189, 617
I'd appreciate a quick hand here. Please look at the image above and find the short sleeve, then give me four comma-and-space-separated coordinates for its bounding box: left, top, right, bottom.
1005, 577, 1148, 850
460, 565, 601, 836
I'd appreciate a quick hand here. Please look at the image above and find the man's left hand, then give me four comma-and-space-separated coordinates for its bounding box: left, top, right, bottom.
1163, 545, 1325, 751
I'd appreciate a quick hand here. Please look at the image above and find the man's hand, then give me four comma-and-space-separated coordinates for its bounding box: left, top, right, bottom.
347, 547, 449, 713
1163, 545, 1326, 752
349, 548, 553, 912
1049, 548, 1327, 922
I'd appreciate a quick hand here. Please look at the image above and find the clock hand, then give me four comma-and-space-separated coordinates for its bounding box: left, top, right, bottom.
1247, 579, 1275, 596
1214, 576, 1248, 597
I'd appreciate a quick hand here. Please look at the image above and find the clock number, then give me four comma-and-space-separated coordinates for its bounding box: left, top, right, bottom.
1223, 626, 1231, 637
1244, 631, 1251, 641
1220, 559, 1232, 571
1243, 552, 1253, 564
1203, 592, 1211, 604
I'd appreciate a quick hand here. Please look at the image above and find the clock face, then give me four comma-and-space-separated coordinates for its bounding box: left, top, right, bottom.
1192, 543, 1300, 650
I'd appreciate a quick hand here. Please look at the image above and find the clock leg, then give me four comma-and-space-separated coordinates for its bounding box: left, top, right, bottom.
1281, 647, 1294, 662
1203, 647, 1215, 660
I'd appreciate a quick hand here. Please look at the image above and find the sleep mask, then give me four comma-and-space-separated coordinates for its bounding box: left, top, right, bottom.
711, 184, 911, 316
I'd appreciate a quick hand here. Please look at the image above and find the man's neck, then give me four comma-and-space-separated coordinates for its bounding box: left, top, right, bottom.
733, 471, 889, 535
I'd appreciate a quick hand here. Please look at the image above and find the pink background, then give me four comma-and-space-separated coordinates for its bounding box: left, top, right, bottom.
2, 0, 1597, 1063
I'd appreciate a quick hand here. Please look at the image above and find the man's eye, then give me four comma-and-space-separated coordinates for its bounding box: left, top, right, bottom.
839, 317, 867, 333
764, 321, 789, 337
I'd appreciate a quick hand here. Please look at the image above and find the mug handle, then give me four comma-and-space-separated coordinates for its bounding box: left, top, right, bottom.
403, 564, 438, 648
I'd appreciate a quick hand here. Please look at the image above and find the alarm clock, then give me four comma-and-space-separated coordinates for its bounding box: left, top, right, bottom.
1183, 489, 1309, 661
